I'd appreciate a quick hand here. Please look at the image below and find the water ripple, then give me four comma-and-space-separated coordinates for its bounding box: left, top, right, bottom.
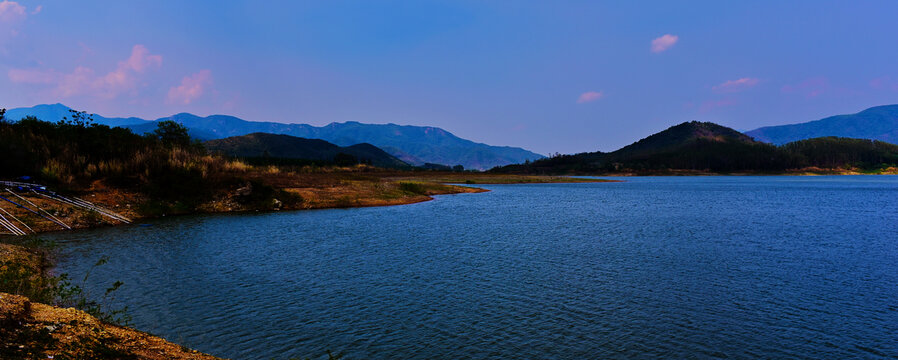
46, 176, 898, 359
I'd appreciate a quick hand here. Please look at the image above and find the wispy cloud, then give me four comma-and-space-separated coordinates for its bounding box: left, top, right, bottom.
167, 69, 213, 105
870, 76, 898, 91
7, 68, 56, 83
712, 77, 760, 93
781, 77, 828, 98
576, 91, 604, 104
8, 44, 163, 99
651, 34, 678, 53
30, 4, 40, 15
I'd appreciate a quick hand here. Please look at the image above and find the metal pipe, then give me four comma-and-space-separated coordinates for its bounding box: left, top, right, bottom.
4, 190, 69, 230
0, 194, 69, 229
0, 213, 25, 236
0, 205, 33, 233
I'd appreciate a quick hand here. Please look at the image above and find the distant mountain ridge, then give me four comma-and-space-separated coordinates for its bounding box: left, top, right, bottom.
746, 104, 898, 144
4, 103, 150, 127
5, 104, 544, 170
205, 133, 410, 168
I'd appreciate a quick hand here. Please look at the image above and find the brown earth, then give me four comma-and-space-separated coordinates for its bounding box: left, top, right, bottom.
0, 291, 222, 360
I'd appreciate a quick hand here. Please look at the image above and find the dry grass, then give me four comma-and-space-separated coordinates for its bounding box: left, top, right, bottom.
243, 169, 486, 209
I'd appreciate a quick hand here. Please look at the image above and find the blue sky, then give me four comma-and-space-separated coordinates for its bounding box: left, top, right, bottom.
2, 0, 898, 154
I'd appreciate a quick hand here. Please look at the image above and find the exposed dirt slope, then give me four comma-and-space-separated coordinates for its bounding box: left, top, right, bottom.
0, 292, 222, 360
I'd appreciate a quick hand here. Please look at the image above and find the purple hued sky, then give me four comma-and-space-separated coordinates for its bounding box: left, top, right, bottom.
2, 1, 898, 154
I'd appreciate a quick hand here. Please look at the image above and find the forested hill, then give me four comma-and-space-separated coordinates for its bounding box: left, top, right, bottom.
493, 121, 898, 174
205, 133, 410, 168
609, 121, 756, 158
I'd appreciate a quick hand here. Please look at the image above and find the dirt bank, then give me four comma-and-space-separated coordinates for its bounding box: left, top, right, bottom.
0, 291, 221, 360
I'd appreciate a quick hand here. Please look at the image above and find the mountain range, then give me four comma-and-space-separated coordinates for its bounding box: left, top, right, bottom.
746, 104, 898, 144
205, 133, 410, 168
4, 104, 543, 170
8, 103, 898, 170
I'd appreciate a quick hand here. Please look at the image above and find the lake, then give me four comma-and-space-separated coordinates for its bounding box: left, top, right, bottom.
46, 176, 898, 359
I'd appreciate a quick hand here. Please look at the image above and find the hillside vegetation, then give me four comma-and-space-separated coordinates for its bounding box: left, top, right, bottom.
205, 132, 410, 168
494, 121, 898, 174
0, 110, 301, 214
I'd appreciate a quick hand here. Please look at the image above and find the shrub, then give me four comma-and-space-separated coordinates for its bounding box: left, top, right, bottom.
398, 181, 426, 195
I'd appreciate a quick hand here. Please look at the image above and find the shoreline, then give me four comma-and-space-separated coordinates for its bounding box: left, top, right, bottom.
1, 173, 617, 236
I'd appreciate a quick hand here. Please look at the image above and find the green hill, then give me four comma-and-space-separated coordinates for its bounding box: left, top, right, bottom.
494, 121, 898, 174
204, 133, 410, 168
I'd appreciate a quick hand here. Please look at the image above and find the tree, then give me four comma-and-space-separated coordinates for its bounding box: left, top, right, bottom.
0, 108, 6, 124
151, 120, 191, 147
452, 165, 464, 172
59, 109, 95, 127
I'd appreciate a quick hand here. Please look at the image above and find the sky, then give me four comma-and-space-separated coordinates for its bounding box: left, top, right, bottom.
2, 0, 898, 155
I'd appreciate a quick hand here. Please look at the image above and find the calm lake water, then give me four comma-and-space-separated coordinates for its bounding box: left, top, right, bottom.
47, 176, 898, 359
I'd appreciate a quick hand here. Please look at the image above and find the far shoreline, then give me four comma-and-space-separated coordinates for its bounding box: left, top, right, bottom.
0, 173, 619, 237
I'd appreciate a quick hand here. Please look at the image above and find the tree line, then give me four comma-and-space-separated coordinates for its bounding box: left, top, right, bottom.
494, 137, 898, 174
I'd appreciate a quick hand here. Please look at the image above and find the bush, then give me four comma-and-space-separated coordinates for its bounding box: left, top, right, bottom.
398, 181, 426, 195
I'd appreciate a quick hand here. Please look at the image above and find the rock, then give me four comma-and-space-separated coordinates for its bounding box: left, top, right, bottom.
235, 182, 253, 196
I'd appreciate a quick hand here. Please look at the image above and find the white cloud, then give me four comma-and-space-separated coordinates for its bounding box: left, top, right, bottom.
0, 1, 26, 23
167, 70, 213, 105
8, 44, 163, 99
651, 34, 678, 53
0, 0, 26, 43
576, 91, 604, 104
